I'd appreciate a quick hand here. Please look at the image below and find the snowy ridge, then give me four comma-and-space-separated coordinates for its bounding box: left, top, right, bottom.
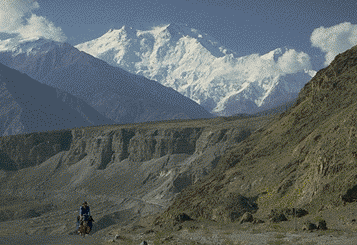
0, 37, 63, 56
0, 36, 213, 125
76, 24, 316, 115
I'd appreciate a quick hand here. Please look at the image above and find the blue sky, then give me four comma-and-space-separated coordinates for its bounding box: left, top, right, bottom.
1, 0, 357, 71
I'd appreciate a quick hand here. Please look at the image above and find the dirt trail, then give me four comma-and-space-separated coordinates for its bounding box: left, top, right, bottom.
0, 234, 106, 245
2, 229, 357, 245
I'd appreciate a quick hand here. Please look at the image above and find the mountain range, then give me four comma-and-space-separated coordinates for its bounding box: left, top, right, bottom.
75, 23, 317, 116
1, 39, 357, 242
0, 62, 114, 136
1, 44, 357, 240
0, 37, 213, 126
0, 23, 317, 125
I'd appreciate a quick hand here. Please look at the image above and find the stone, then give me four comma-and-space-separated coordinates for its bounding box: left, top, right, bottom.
302, 222, 317, 231
317, 220, 327, 230
342, 185, 357, 202
279, 208, 308, 218
294, 208, 309, 218
239, 212, 253, 224
175, 213, 193, 223
269, 210, 288, 223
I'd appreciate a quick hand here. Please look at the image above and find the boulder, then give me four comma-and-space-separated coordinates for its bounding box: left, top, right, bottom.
294, 208, 309, 218
280, 208, 308, 217
239, 212, 253, 224
341, 185, 357, 202
269, 210, 288, 223
270, 213, 287, 223
317, 220, 327, 230
302, 222, 317, 231
175, 213, 193, 223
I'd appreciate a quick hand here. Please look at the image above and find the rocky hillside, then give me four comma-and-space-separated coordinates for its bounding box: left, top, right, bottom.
158, 45, 357, 225
0, 114, 274, 235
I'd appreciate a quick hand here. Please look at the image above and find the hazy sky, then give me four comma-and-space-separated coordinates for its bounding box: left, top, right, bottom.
1, 0, 357, 71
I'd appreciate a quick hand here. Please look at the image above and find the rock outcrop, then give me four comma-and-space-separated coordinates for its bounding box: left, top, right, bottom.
0, 130, 71, 170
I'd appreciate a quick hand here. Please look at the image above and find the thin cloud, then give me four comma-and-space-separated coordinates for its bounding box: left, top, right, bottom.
231, 48, 312, 83
311, 22, 357, 66
277, 49, 312, 74
0, 0, 66, 42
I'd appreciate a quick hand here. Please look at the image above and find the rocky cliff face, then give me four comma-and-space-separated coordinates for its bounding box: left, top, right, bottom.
0, 115, 273, 235
0, 116, 262, 171
0, 130, 72, 170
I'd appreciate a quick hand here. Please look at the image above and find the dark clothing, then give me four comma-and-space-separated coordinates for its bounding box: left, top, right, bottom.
88, 219, 93, 229
80, 206, 90, 216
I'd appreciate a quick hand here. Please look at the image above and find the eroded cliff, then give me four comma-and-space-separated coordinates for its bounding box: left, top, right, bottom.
0, 115, 274, 235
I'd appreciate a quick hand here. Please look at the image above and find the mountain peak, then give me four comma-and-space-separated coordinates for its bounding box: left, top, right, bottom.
75, 25, 314, 116
260, 47, 288, 62
112, 25, 136, 37
164, 23, 188, 34
0, 37, 65, 55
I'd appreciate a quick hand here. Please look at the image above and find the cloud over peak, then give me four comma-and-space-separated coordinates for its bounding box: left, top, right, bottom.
0, 0, 66, 42
277, 49, 311, 74
311, 22, 357, 66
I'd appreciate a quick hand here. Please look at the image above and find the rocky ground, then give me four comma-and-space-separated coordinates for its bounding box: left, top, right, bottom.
101, 209, 357, 245
2, 205, 357, 245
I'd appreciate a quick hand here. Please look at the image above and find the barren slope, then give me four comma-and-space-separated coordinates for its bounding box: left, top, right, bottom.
156, 45, 357, 230
0, 114, 273, 237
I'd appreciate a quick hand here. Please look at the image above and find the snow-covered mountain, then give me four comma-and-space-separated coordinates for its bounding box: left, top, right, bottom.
75, 24, 317, 115
0, 62, 114, 136
0, 37, 213, 125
